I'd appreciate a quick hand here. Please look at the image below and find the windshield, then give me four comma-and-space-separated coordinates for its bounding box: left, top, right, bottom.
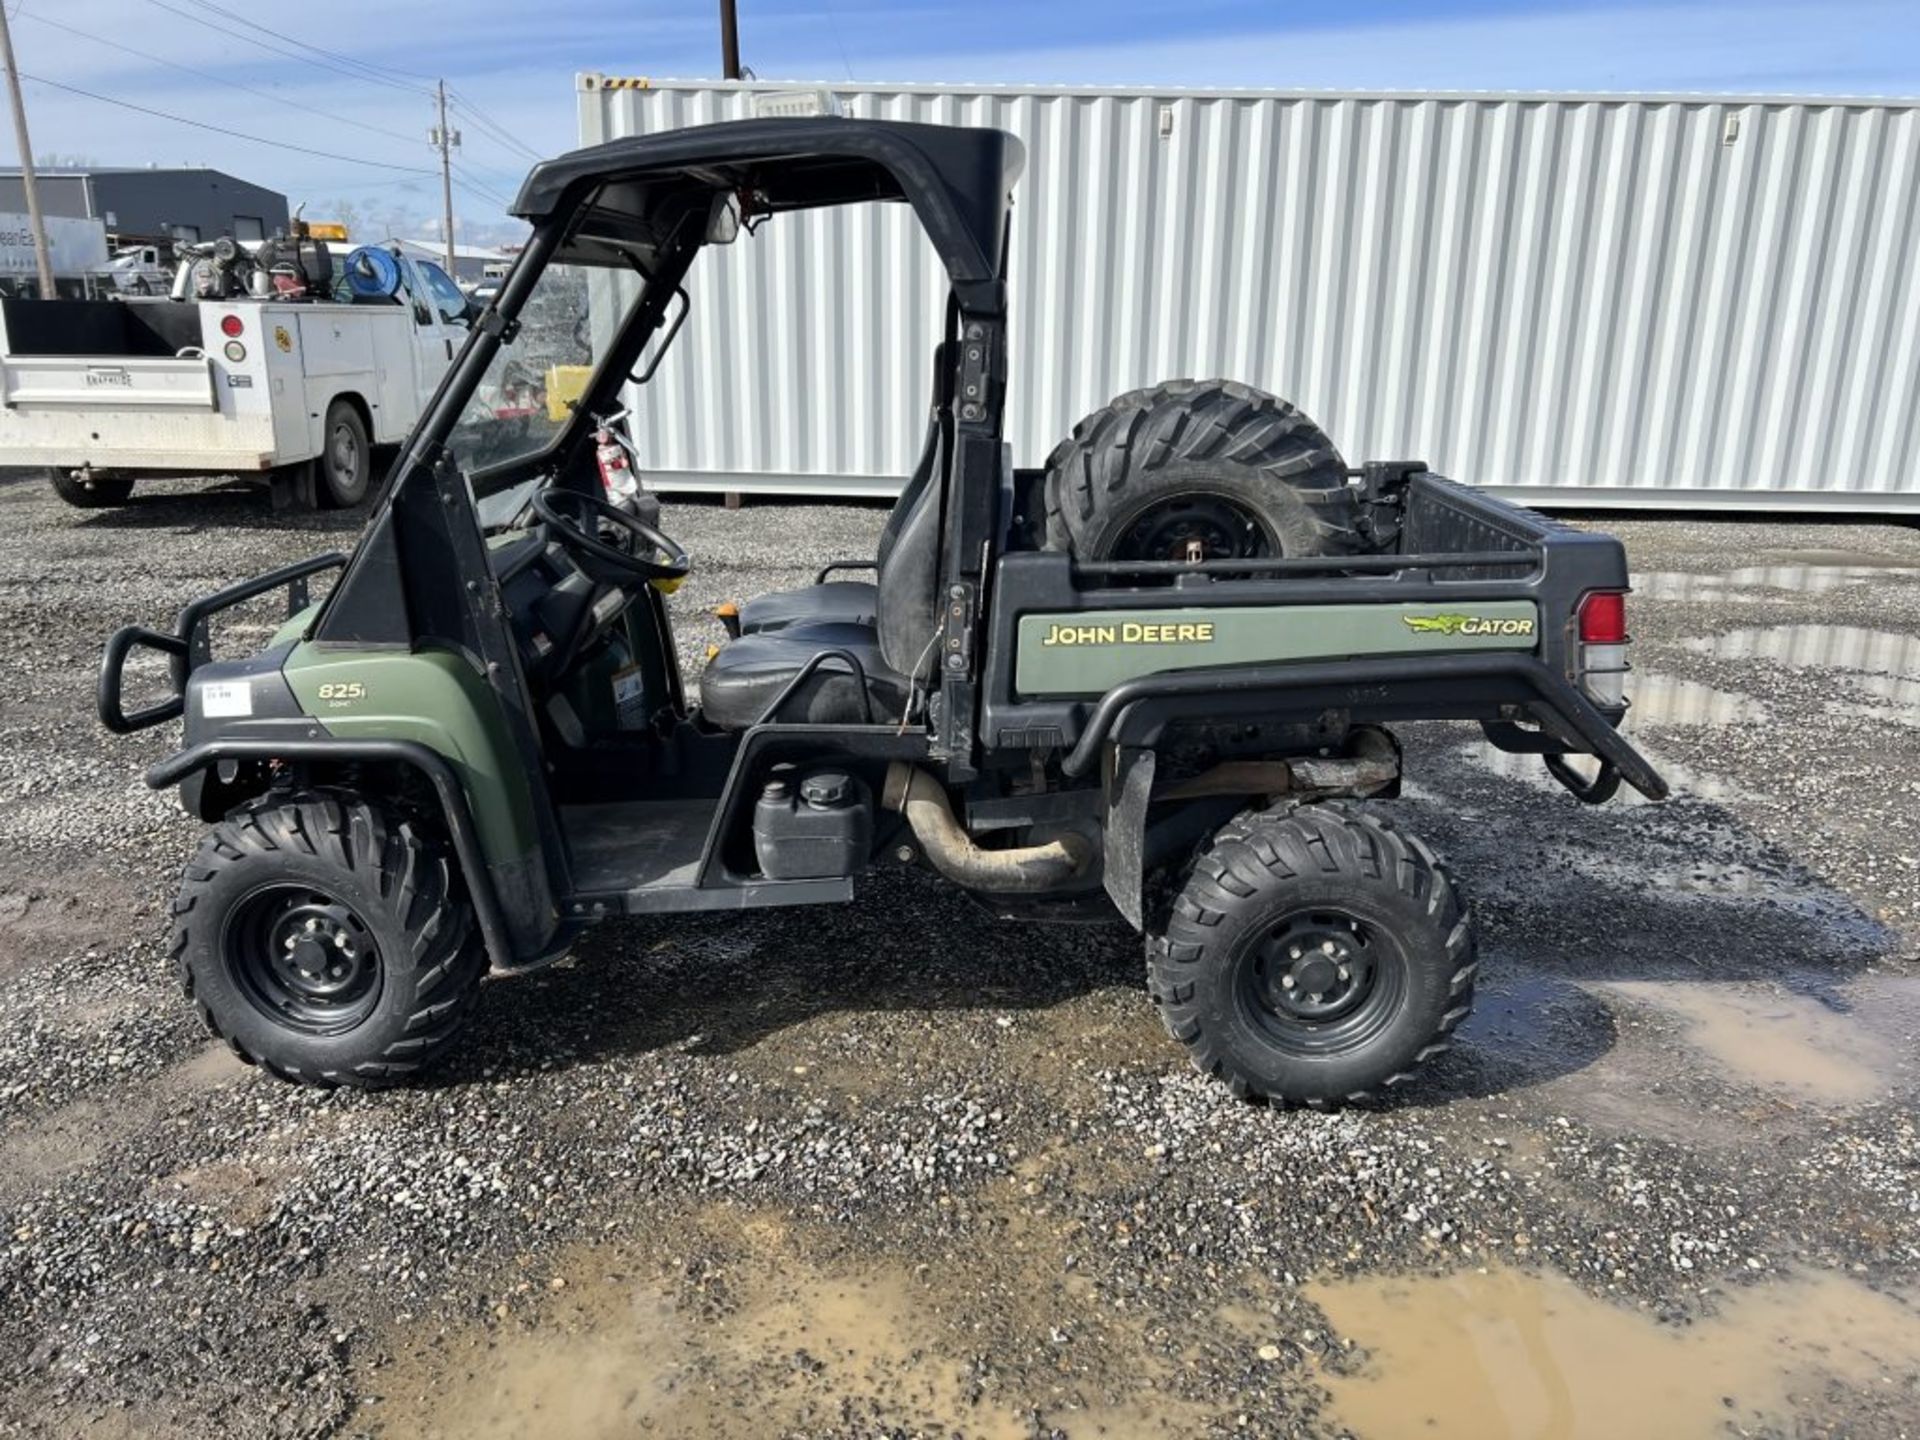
446, 260, 638, 482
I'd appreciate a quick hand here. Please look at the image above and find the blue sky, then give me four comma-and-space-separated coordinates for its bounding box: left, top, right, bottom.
7, 0, 1919, 245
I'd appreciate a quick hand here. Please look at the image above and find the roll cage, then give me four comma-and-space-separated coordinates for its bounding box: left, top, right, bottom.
307, 117, 1023, 778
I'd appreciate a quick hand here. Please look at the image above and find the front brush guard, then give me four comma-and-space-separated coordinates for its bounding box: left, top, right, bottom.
98, 552, 346, 734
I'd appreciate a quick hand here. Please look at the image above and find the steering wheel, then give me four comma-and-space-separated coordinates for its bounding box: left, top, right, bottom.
531, 486, 691, 585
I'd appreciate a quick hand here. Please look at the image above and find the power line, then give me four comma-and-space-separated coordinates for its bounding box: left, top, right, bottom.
173, 0, 436, 94
450, 176, 517, 216
299, 173, 432, 193
821, 0, 856, 82
22, 10, 421, 149
446, 91, 543, 164
17, 70, 438, 174
142, 0, 429, 99
447, 161, 513, 207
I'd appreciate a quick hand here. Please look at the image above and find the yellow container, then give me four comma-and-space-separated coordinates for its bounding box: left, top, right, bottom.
544, 365, 593, 423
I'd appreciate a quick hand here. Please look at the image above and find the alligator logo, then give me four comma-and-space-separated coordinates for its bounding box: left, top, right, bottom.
1403, 611, 1536, 638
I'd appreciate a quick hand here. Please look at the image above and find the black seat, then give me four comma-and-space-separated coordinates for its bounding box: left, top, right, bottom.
732, 341, 952, 636
733, 578, 877, 634
696, 622, 909, 728
698, 362, 950, 731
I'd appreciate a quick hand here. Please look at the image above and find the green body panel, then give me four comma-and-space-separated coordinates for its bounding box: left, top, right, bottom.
281, 644, 537, 865
1014, 600, 1541, 697
271, 603, 320, 648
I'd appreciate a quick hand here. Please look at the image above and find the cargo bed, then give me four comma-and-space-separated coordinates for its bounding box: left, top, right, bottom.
984, 467, 1661, 803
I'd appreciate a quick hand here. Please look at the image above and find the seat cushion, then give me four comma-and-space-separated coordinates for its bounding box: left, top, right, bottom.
698, 622, 909, 730
736, 579, 877, 635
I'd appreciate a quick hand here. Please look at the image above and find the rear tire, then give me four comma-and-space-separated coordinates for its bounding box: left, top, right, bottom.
1043, 379, 1359, 562
317, 400, 371, 508
1148, 802, 1474, 1106
50, 470, 135, 508
172, 794, 487, 1088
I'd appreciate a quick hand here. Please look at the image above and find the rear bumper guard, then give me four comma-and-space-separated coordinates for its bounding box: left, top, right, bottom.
1056, 652, 1668, 803
97, 552, 346, 734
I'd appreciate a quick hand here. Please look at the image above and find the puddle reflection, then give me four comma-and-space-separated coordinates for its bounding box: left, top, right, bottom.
1635, 555, 1920, 602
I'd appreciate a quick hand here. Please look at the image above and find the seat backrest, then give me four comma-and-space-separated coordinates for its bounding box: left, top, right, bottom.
875, 344, 954, 676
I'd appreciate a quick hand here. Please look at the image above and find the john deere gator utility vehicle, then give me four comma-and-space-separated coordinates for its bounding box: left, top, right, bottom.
99, 118, 1666, 1105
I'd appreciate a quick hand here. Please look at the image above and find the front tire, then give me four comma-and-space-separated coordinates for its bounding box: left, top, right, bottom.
172, 794, 487, 1088
50, 470, 135, 508
1149, 802, 1474, 1106
317, 400, 371, 508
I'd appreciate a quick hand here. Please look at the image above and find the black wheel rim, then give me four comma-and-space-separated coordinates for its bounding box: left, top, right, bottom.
1236, 909, 1404, 1057
1113, 491, 1277, 564
224, 884, 382, 1035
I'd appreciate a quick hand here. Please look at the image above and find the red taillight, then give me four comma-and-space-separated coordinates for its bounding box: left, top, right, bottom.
219, 314, 244, 338
1579, 591, 1627, 644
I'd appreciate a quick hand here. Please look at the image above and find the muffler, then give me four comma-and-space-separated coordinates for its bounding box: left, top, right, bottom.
882, 763, 1091, 892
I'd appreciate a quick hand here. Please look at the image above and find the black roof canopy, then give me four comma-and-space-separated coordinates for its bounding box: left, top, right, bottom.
511, 117, 1024, 293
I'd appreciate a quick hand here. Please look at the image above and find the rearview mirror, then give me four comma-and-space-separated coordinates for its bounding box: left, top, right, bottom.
706, 193, 741, 245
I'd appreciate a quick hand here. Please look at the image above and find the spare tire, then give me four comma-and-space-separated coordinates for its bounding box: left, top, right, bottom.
1042, 380, 1359, 563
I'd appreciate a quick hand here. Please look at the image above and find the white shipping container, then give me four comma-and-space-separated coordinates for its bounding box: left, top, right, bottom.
580, 78, 1920, 512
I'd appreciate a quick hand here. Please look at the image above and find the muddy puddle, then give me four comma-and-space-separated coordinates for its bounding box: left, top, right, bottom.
372, 1265, 1031, 1439
1598, 981, 1901, 1105
1634, 554, 1920, 602
366, 1218, 1208, 1440
1682, 622, 1920, 676
1679, 624, 1920, 725
1310, 1263, 1920, 1440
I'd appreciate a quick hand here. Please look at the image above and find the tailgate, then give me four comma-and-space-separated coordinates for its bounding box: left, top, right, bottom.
1, 354, 216, 410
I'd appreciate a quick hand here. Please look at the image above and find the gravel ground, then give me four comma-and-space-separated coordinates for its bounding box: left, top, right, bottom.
1, 473, 1918, 1438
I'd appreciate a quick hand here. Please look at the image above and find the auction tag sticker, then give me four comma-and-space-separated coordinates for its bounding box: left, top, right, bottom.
200, 680, 253, 718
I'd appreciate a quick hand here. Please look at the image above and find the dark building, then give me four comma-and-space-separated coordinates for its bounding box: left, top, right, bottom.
0, 167, 290, 247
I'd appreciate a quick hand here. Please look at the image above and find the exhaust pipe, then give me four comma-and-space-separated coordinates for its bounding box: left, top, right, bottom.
883, 763, 1091, 893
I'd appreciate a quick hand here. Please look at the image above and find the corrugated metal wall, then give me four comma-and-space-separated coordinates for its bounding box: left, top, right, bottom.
580, 79, 1920, 511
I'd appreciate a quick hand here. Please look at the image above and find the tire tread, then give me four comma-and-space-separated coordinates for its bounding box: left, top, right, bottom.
172, 792, 486, 1089
1147, 801, 1474, 1108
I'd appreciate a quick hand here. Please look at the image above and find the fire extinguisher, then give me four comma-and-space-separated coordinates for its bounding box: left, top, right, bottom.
595, 420, 636, 502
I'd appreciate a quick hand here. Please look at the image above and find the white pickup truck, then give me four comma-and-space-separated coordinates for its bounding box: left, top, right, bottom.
0, 247, 471, 509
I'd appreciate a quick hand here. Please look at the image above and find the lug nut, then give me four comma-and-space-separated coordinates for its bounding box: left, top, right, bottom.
1337, 966, 1350, 981
1281, 975, 1295, 990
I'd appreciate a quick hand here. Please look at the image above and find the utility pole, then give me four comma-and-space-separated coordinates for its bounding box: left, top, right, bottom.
719, 0, 742, 79
430, 80, 458, 275
0, 3, 56, 300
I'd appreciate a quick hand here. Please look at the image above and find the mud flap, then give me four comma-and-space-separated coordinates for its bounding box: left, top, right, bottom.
1102, 744, 1155, 930
268, 461, 318, 512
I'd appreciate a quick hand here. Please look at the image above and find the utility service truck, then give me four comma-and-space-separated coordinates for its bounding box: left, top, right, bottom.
1, 242, 472, 510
